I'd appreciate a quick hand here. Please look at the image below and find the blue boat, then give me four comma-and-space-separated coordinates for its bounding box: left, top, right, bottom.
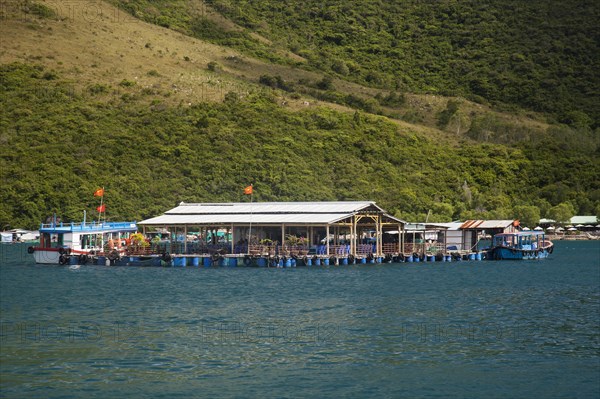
488, 231, 554, 260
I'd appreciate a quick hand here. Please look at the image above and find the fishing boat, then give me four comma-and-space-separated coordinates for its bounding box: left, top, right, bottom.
28, 220, 138, 265
487, 231, 554, 260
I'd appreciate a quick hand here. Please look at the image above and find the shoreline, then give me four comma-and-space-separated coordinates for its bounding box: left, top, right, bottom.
546, 233, 599, 241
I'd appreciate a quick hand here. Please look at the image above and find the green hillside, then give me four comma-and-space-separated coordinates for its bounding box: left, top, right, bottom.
113, 0, 600, 128
1, 1, 599, 229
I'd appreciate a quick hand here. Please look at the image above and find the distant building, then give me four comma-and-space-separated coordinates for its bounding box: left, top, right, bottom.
540, 216, 598, 230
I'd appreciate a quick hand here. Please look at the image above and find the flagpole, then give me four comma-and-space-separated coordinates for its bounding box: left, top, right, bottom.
247, 186, 253, 255
98, 186, 104, 225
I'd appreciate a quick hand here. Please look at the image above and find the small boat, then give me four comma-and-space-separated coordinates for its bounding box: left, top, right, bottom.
487, 231, 554, 260
28, 220, 138, 265
1, 229, 39, 243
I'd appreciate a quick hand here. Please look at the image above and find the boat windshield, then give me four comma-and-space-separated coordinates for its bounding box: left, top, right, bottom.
493, 233, 544, 249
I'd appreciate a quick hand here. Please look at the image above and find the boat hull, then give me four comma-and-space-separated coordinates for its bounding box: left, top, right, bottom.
491, 246, 553, 260
33, 249, 62, 264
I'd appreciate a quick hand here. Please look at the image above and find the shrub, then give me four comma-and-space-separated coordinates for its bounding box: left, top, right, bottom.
119, 79, 136, 87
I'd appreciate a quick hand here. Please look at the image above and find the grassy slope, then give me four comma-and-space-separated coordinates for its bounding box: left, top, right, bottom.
1, 1, 599, 229
203, 0, 600, 126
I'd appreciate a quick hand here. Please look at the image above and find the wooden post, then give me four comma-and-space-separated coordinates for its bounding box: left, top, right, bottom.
377, 215, 382, 256
352, 215, 357, 256
184, 225, 188, 254
326, 224, 330, 256
398, 223, 401, 255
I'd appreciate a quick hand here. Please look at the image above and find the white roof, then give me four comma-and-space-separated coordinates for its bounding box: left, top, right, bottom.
140, 201, 404, 226
140, 213, 354, 225
427, 222, 464, 231
165, 201, 378, 214
570, 216, 598, 225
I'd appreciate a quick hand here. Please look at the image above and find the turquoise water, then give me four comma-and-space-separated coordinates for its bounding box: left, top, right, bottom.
1, 240, 599, 398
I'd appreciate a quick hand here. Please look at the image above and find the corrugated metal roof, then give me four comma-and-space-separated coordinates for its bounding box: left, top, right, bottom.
427, 222, 463, 231
140, 213, 355, 225
404, 223, 426, 231
139, 201, 405, 226
165, 201, 379, 215
460, 220, 515, 229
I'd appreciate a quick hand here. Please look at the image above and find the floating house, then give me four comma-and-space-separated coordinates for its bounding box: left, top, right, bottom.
425, 222, 464, 251
419, 220, 519, 254
458, 220, 518, 250
139, 201, 406, 264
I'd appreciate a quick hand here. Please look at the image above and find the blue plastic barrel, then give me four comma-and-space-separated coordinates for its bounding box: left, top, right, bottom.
257, 257, 267, 267
173, 257, 185, 267
203, 257, 211, 267
342, 257, 348, 265
323, 258, 330, 266
314, 258, 321, 266
427, 255, 435, 262
476, 252, 482, 261
192, 257, 200, 267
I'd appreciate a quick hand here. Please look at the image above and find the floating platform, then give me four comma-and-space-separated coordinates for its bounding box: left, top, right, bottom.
55, 251, 491, 267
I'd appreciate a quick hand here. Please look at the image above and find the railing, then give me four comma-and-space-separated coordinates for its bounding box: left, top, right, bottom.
40, 221, 137, 231
356, 244, 376, 256
403, 243, 425, 255
247, 244, 278, 256
245, 245, 311, 256
284, 245, 310, 256
328, 245, 350, 256
124, 246, 154, 256
382, 243, 399, 254
425, 243, 444, 254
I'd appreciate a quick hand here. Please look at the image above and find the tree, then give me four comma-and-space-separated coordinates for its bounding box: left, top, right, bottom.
513, 205, 540, 228
430, 202, 454, 222
547, 202, 576, 225
316, 76, 334, 90
437, 100, 459, 129
448, 110, 470, 135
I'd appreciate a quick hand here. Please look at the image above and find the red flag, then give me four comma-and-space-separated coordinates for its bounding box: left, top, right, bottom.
96, 204, 106, 213
243, 185, 253, 195
93, 188, 104, 197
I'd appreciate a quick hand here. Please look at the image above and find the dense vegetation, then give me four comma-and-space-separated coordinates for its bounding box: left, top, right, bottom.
1, 64, 599, 229
111, 0, 600, 128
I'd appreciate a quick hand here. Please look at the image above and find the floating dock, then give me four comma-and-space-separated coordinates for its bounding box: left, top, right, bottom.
57, 251, 489, 267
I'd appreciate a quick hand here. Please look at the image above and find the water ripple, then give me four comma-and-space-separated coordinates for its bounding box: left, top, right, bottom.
1, 241, 599, 398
